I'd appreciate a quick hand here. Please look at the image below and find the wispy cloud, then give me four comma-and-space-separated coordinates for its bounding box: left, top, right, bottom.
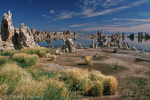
113, 18, 150, 22
46, 0, 148, 22
81, 0, 149, 18
42, 14, 51, 19
69, 23, 91, 27
80, 24, 150, 32
48, 10, 79, 23
50, 10, 55, 14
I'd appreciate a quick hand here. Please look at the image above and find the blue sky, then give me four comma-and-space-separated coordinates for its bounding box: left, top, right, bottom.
0, 0, 150, 34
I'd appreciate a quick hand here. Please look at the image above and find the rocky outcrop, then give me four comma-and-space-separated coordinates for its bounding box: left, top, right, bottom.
16, 23, 38, 49
122, 33, 125, 41
1, 10, 14, 42
0, 11, 38, 51
0, 41, 15, 51
110, 34, 120, 46
61, 38, 75, 53
123, 42, 130, 50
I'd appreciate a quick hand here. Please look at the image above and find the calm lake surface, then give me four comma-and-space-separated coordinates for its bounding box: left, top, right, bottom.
37, 34, 150, 52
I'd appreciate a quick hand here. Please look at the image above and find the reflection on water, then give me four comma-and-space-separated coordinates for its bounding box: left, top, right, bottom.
37, 36, 150, 51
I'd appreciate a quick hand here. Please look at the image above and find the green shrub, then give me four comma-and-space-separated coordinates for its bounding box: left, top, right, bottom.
0, 51, 13, 57
12, 53, 39, 68
0, 56, 11, 66
29, 68, 58, 80
88, 81, 103, 96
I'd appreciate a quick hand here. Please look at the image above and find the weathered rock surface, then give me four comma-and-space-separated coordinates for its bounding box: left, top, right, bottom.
0, 11, 38, 51
61, 38, 75, 53
1, 10, 14, 42
16, 23, 38, 49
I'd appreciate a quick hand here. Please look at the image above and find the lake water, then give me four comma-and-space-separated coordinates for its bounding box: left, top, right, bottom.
37, 34, 150, 52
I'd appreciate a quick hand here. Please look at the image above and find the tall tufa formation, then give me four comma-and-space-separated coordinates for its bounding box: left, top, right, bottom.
16, 23, 38, 49
1, 10, 14, 42
0, 11, 38, 51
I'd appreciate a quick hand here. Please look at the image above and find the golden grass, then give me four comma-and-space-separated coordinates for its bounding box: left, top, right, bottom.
85, 56, 93, 66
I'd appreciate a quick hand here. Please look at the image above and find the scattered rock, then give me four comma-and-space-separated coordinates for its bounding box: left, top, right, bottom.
55, 50, 61, 55
114, 48, 119, 53
46, 53, 52, 58
132, 47, 138, 51
77, 44, 83, 49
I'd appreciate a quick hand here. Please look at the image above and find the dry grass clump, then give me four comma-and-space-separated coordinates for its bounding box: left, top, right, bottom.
0, 84, 9, 95
13, 78, 47, 96
103, 76, 118, 95
61, 68, 92, 92
60, 68, 118, 97
88, 81, 103, 96
85, 56, 93, 66
0, 63, 70, 99
0, 63, 32, 95
12, 53, 39, 68
20, 47, 55, 57
51, 55, 56, 61
38, 50, 46, 58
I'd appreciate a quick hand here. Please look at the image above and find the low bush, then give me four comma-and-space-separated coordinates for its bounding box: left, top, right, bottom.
20, 47, 55, 57
103, 76, 118, 95
51, 55, 56, 61
0, 63, 31, 95
12, 53, 39, 68
0, 63, 71, 99
60, 68, 118, 97
29, 68, 58, 80
88, 81, 103, 96
0, 56, 11, 66
60, 68, 92, 92
0, 51, 13, 57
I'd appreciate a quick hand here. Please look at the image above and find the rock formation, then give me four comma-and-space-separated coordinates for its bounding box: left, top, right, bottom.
122, 33, 125, 41
123, 42, 130, 50
61, 38, 76, 53
0, 11, 38, 51
1, 10, 14, 42
110, 34, 120, 46
128, 33, 134, 41
16, 23, 38, 49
